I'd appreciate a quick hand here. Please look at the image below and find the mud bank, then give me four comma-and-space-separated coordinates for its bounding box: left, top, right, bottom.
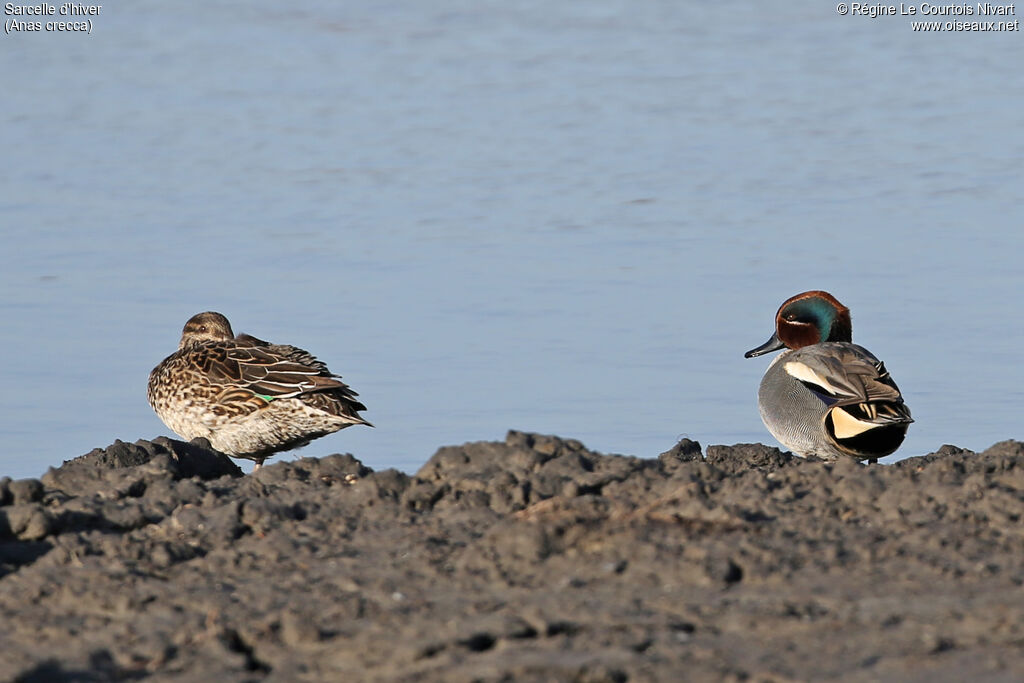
1, 432, 1022, 682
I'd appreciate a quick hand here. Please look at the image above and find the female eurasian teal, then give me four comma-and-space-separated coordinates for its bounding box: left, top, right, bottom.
744, 291, 912, 462
148, 312, 371, 468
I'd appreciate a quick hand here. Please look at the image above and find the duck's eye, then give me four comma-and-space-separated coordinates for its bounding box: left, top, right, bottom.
199, 325, 208, 333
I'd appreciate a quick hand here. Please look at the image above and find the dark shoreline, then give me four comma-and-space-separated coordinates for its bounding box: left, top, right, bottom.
1, 432, 1022, 681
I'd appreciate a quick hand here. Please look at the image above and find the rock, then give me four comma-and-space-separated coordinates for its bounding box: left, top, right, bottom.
42, 437, 242, 497
704, 442, 793, 472
0, 432, 1022, 681
8, 478, 44, 504
658, 437, 703, 463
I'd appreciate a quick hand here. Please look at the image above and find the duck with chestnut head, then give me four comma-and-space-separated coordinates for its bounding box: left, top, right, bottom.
745, 291, 912, 463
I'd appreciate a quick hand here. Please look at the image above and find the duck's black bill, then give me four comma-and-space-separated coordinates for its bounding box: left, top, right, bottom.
744, 333, 786, 358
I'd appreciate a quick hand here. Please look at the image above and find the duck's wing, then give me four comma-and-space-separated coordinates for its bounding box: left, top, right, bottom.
235, 334, 333, 377
782, 343, 912, 424
190, 337, 370, 423
213, 343, 349, 400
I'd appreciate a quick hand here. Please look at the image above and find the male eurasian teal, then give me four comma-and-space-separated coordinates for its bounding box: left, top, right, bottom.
148, 312, 371, 469
744, 291, 912, 463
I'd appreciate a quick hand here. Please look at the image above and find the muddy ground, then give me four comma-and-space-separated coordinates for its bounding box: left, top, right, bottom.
0, 431, 1022, 682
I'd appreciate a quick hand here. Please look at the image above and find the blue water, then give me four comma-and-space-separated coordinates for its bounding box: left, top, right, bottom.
2, 2, 1022, 479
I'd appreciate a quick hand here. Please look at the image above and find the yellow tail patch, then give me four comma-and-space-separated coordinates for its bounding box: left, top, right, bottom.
830, 406, 878, 439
